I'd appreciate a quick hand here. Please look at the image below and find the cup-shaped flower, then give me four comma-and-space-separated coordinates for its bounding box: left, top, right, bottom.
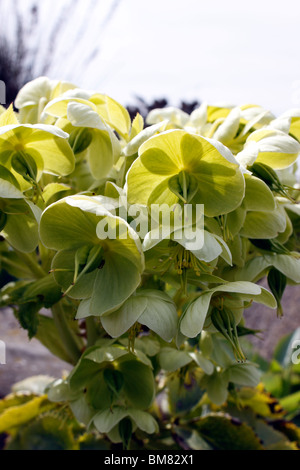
179, 281, 276, 359
270, 108, 300, 142
236, 128, 300, 170
15, 76, 77, 124
68, 345, 155, 410
40, 196, 145, 316
210, 106, 274, 154
77, 289, 178, 343
0, 122, 75, 190
48, 344, 157, 433
224, 174, 288, 240
127, 130, 245, 217
44, 90, 132, 141
142, 209, 232, 293
65, 101, 121, 180
206, 104, 274, 126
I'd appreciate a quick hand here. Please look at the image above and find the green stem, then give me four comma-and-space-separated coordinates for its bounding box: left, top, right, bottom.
117, 157, 127, 188
0, 254, 30, 275
15, 251, 47, 279
51, 302, 82, 365
86, 317, 99, 348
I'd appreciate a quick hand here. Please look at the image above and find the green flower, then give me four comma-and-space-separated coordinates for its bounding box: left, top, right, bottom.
48, 344, 157, 434
237, 128, 300, 170
15, 76, 76, 124
225, 173, 287, 240
127, 129, 245, 217
0, 120, 75, 191
40, 196, 144, 316
179, 281, 276, 360
270, 108, 300, 142
44, 91, 132, 141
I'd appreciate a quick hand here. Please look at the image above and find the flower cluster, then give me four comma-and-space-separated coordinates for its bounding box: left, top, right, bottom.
0, 77, 299, 446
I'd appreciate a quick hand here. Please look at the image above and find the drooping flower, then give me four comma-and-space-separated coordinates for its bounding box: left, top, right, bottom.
179, 280, 276, 361
40, 195, 145, 316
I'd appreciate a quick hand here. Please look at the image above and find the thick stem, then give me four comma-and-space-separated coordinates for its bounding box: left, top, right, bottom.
15, 251, 47, 279
51, 302, 82, 365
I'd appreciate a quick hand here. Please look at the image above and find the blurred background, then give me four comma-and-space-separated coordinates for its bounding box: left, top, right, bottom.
0, 0, 300, 115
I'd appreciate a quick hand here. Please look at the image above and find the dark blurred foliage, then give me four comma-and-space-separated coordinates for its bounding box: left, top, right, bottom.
127, 96, 200, 121
0, 36, 25, 106
0, 4, 38, 107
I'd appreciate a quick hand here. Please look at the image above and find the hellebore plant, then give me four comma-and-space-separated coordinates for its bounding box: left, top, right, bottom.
0, 76, 300, 450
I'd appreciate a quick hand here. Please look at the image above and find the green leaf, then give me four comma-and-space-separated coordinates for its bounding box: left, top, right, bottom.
0, 395, 53, 433
22, 275, 63, 307
0, 251, 34, 279
15, 415, 77, 450
195, 415, 264, 450
16, 301, 41, 339
280, 391, 300, 414
36, 315, 73, 363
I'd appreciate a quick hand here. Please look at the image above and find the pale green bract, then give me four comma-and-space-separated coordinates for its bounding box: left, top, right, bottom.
0, 77, 299, 448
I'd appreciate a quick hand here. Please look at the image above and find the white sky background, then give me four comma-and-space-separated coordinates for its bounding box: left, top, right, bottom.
1, 0, 300, 115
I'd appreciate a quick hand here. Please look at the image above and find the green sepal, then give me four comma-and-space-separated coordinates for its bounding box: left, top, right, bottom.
267, 267, 287, 317
69, 127, 93, 155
